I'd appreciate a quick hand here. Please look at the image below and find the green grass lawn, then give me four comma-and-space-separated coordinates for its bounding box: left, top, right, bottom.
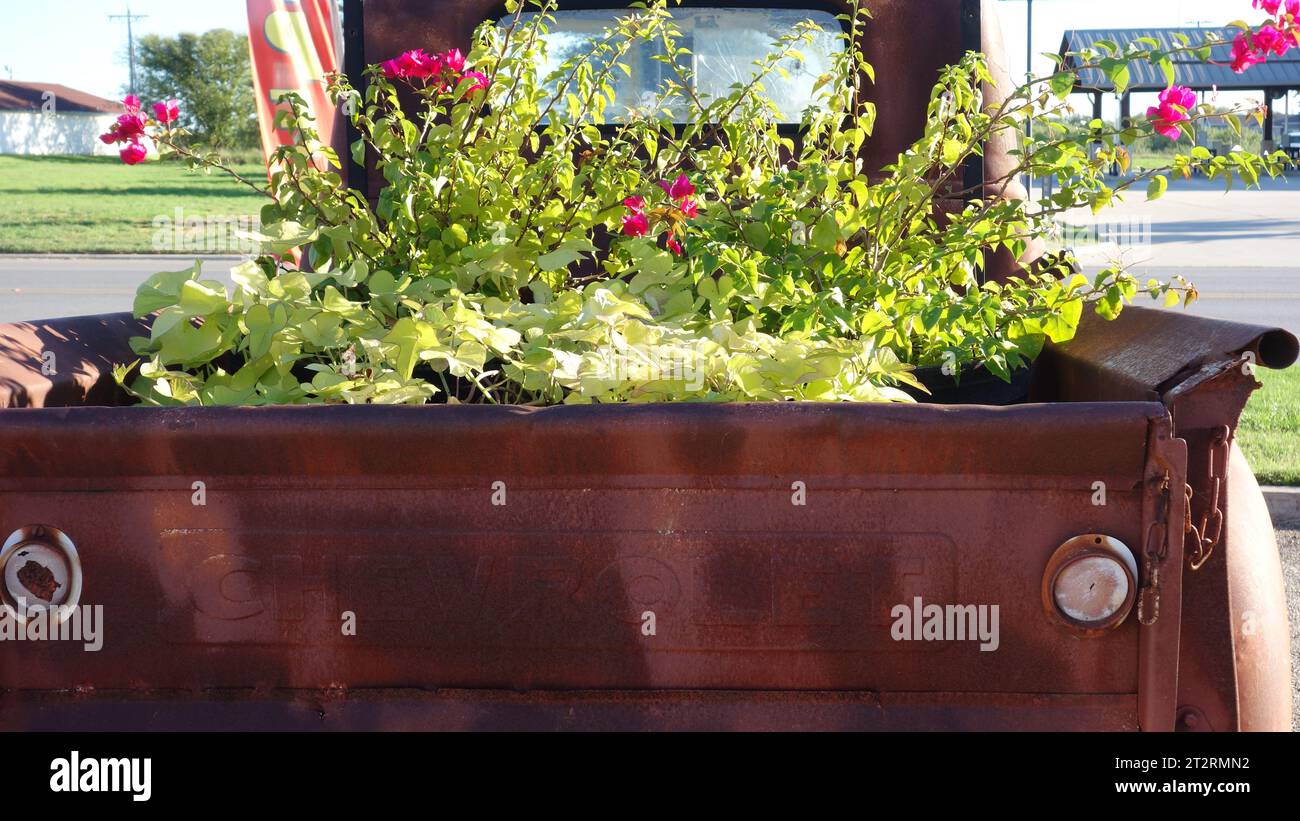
0, 155, 267, 254
1240, 366, 1300, 487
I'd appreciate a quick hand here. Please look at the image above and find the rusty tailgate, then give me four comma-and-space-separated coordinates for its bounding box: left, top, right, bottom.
0, 402, 1174, 722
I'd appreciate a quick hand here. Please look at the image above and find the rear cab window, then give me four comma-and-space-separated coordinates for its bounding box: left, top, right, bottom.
500, 6, 847, 124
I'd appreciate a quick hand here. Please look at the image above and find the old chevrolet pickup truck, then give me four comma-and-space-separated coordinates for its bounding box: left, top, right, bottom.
0, 0, 1294, 731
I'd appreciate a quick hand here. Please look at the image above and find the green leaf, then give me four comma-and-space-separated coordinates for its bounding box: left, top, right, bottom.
178, 280, 229, 317
1146, 175, 1168, 201
1049, 72, 1075, 99
384, 317, 438, 381
811, 213, 841, 254
133, 261, 202, 316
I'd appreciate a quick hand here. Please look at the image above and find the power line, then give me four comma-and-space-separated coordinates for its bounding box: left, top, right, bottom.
109, 7, 149, 95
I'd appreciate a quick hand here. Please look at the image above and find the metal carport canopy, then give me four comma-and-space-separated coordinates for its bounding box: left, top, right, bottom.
1060, 27, 1300, 92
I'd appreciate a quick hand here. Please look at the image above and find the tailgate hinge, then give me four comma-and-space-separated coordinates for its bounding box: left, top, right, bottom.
1186, 425, 1230, 571
1138, 471, 1173, 626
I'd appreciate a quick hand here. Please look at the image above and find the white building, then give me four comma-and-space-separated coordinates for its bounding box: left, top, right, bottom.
0, 81, 121, 156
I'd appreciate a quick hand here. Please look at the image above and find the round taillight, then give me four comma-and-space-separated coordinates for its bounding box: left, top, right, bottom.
1042, 535, 1138, 634
0, 526, 82, 624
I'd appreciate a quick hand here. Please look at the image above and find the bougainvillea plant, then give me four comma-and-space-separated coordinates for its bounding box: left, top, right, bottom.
111, 0, 1293, 406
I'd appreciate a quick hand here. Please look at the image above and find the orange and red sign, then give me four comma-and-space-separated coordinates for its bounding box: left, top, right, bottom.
245, 0, 343, 171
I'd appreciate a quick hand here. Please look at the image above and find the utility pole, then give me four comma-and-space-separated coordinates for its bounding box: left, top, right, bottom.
109, 7, 149, 95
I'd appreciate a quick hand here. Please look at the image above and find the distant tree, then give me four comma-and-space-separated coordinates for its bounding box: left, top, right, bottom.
135, 29, 259, 151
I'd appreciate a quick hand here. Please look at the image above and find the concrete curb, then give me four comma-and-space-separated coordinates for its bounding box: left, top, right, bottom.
1264, 487, 1300, 527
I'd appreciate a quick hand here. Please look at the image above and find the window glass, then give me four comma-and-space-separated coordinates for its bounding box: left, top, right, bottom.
503, 7, 846, 123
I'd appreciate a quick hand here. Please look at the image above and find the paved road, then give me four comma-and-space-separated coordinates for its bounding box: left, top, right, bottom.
1059, 174, 1300, 335
0, 255, 244, 325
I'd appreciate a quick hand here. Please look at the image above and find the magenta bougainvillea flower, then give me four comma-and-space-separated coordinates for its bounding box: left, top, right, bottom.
152, 99, 181, 125
622, 197, 650, 236
119, 141, 148, 165
621, 211, 650, 237
1253, 0, 1298, 16
1254, 24, 1293, 55
442, 48, 466, 74
461, 71, 489, 96
99, 112, 146, 144
383, 49, 441, 80
658, 174, 695, 202
1146, 85, 1196, 141
1231, 4, 1300, 74
1231, 32, 1267, 73
99, 95, 181, 163
381, 46, 485, 97
620, 178, 702, 252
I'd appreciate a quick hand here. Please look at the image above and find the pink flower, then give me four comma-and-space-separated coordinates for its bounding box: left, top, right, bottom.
1146, 85, 1195, 141
460, 70, 488, 96
442, 48, 466, 74
658, 174, 695, 202
99, 112, 147, 145
402, 49, 441, 79
383, 49, 441, 80
1254, 24, 1292, 56
152, 99, 180, 125
679, 197, 699, 219
119, 141, 148, 165
123, 94, 141, 113
666, 235, 683, 256
1253, 0, 1297, 15
623, 195, 646, 213
1158, 85, 1196, 111
622, 211, 649, 237
1231, 33, 1267, 73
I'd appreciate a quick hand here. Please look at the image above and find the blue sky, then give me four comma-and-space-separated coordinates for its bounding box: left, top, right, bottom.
1, 1, 251, 99
0, 0, 1286, 110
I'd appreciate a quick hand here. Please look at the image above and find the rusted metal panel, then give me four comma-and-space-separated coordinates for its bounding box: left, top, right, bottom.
1031, 305, 1298, 403
1137, 418, 1186, 732
1036, 304, 1297, 732
0, 689, 1139, 731
0, 312, 147, 409
0, 402, 1162, 702
1224, 444, 1294, 732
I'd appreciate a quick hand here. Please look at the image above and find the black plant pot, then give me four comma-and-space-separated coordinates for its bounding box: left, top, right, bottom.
900, 361, 1034, 406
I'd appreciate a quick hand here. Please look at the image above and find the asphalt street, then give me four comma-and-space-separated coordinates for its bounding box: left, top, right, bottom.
0, 255, 244, 324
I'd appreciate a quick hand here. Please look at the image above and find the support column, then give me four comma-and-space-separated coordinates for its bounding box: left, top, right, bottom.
1264, 89, 1277, 150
